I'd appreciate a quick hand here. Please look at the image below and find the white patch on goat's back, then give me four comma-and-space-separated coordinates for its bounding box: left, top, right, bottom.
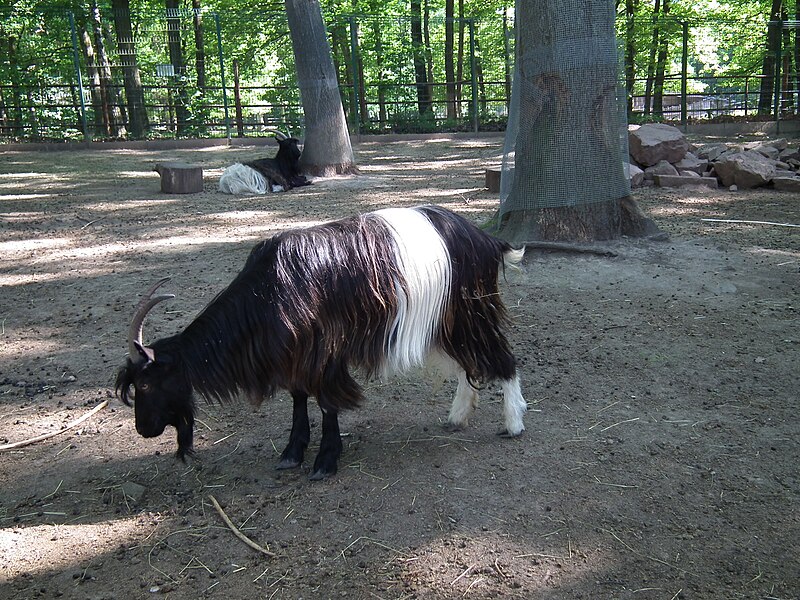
375, 208, 451, 373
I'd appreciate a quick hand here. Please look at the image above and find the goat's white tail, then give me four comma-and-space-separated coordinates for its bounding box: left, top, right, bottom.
503, 246, 525, 270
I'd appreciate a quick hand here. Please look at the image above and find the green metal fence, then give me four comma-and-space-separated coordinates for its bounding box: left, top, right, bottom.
0, 8, 793, 143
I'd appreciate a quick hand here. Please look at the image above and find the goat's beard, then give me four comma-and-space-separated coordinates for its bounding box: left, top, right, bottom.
175, 412, 195, 462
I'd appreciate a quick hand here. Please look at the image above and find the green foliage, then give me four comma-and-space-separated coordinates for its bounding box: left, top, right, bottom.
0, 0, 788, 140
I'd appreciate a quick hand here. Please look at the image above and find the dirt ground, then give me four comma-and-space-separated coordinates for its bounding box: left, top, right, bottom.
0, 136, 797, 600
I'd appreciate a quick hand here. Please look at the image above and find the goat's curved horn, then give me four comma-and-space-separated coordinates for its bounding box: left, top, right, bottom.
264, 128, 289, 141
127, 277, 174, 359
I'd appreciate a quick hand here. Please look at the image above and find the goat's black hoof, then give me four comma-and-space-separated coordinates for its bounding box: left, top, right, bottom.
276, 457, 302, 470
497, 428, 524, 439
442, 422, 465, 433
309, 468, 335, 481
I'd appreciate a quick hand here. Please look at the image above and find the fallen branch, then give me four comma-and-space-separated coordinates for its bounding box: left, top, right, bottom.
0, 399, 109, 451
701, 218, 800, 228
208, 495, 276, 558
522, 241, 618, 257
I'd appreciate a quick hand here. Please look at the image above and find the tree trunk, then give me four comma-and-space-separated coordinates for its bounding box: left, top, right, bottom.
81, 26, 108, 136
782, 8, 792, 112
192, 0, 205, 92
758, 0, 782, 115
624, 0, 637, 116
373, 19, 387, 126
2, 32, 23, 138
331, 24, 354, 124
474, 37, 487, 114
445, 0, 456, 120
353, 20, 368, 127
165, 0, 191, 134
410, 0, 433, 116
503, 7, 512, 115
423, 0, 435, 111
284, 0, 356, 176
652, 0, 670, 117
457, 0, 466, 118
795, 0, 800, 111
90, 1, 124, 137
494, 0, 658, 243
643, 0, 661, 116
112, 0, 149, 138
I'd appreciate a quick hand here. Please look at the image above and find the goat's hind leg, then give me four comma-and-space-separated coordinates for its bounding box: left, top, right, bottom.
276, 391, 311, 469
445, 369, 479, 432
498, 375, 526, 438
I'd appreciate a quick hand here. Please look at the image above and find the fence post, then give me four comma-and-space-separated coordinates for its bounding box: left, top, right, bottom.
681, 20, 688, 130
349, 16, 361, 135
233, 59, 244, 137
214, 13, 231, 140
467, 18, 478, 133
68, 11, 90, 142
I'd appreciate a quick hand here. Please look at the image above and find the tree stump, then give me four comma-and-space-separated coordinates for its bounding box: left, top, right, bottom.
154, 162, 203, 194
485, 168, 502, 193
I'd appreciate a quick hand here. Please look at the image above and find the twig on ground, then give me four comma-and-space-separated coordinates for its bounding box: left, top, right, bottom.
523, 241, 619, 257
451, 564, 476, 586
208, 495, 276, 558
701, 218, 799, 228
0, 400, 109, 451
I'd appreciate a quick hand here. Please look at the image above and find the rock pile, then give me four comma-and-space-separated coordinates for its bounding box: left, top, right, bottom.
628, 123, 800, 191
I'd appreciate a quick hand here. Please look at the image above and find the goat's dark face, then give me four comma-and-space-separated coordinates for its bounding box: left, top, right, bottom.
115, 342, 195, 460
277, 137, 302, 162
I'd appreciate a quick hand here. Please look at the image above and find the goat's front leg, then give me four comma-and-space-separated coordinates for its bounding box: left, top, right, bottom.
309, 407, 342, 481
276, 391, 311, 470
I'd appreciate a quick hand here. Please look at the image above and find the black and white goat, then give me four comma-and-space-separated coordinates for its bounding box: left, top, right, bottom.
219, 131, 310, 194
116, 206, 527, 480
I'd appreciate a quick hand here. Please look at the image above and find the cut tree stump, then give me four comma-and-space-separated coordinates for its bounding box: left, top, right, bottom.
154, 162, 203, 194
485, 168, 502, 193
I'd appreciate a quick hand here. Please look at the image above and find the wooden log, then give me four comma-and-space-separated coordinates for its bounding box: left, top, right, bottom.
154, 161, 203, 194
485, 168, 502, 193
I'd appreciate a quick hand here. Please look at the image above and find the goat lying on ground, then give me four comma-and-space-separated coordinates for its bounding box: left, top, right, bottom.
115, 206, 527, 480
219, 131, 310, 194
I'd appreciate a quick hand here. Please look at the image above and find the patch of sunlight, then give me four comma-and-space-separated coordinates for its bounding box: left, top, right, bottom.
0, 211, 46, 222
0, 336, 63, 362
399, 529, 604, 594
425, 188, 482, 198
117, 170, 160, 178
649, 205, 723, 218
0, 272, 75, 287
0, 237, 72, 253
212, 210, 280, 221
0, 172, 60, 182
83, 198, 182, 211
0, 517, 146, 580
747, 247, 800, 261
0, 193, 55, 201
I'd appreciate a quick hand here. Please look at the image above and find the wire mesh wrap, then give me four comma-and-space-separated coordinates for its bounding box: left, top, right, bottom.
494, 0, 630, 243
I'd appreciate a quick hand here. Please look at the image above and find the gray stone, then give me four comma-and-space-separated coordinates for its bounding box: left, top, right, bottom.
779, 147, 800, 162
628, 164, 645, 187
773, 176, 800, 191
653, 174, 719, 189
121, 481, 146, 503
750, 144, 780, 160
674, 151, 709, 175
628, 123, 689, 167
644, 159, 679, 180
695, 142, 729, 161
713, 151, 776, 189
679, 170, 701, 178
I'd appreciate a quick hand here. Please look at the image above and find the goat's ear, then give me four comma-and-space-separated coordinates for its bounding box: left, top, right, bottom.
134, 341, 156, 364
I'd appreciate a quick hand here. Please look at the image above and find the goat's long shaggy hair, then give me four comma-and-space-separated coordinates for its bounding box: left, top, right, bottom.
134, 206, 518, 413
